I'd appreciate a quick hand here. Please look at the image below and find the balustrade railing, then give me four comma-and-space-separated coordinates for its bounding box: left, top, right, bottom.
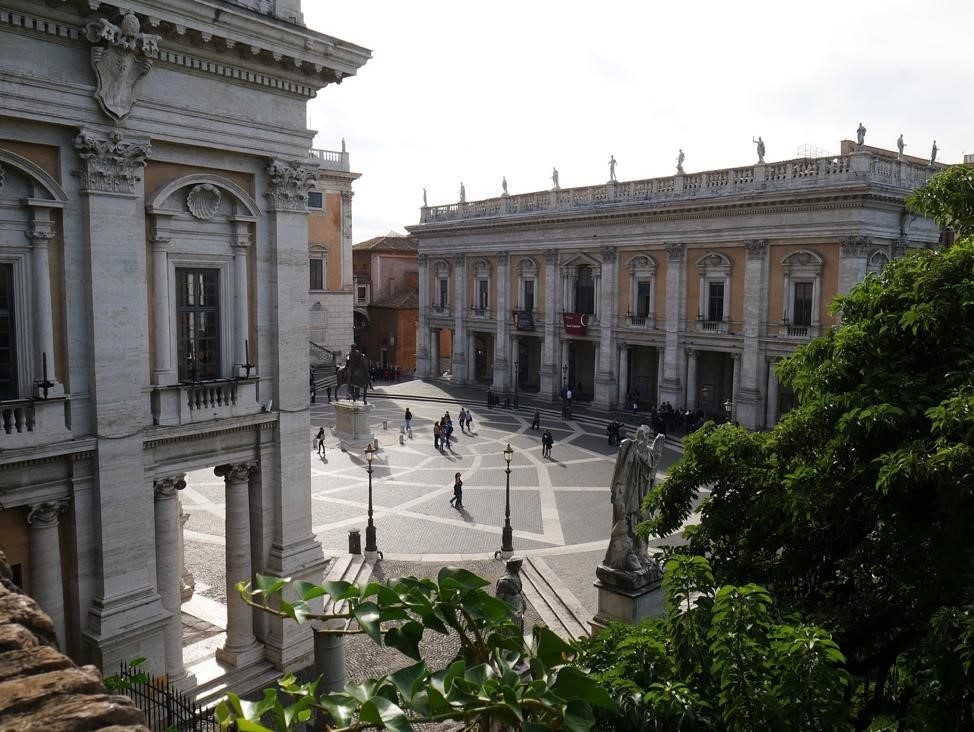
0, 397, 70, 449
0, 400, 33, 435
620, 314, 657, 330
152, 378, 260, 426
309, 147, 350, 172
420, 152, 931, 224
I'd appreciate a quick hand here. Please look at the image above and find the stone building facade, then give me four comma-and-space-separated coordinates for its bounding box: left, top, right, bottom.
409, 145, 942, 428
308, 146, 359, 356
352, 234, 419, 372
0, 0, 368, 685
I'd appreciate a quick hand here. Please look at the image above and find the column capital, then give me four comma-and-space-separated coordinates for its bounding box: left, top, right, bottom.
496, 251, 509, 266
215, 462, 258, 484
745, 239, 768, 259
418, 253, 429, 267
840, 235, 872, 257
26, 225, 56, 244
28, 500, 69, 528
600, 245, 617, 263
73, 129, 150, 195
544, 248, 559, 264
665, 242, 685, 261
686, 348, 697, 357
453, 253, 466, 268
265, 159, 317, 212
731, 351, 741, 362
154, 475, 187, 501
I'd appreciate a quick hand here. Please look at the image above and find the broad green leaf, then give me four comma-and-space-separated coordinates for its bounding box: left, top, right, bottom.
353, 601, 383, 644
321, 580, 359, 600
437, 565, 491, 590
384, 620, 424, 661
293, 580, 328, 602
254, 573, 288, 597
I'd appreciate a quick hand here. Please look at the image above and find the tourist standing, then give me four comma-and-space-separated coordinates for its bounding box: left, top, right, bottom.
404, 407, 412, 431
434, 421, 441, 450
315, 426, 325, 456
542, 429, 554, 459
531, 409, 540, 430
450, 471, 464, 509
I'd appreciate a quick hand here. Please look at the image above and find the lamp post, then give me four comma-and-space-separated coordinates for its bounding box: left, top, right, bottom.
364, 443, 378, 555
513, 359, 519, 403
562, 363, 568, 386
499, 443, 514, 558
723, 398, 734, 423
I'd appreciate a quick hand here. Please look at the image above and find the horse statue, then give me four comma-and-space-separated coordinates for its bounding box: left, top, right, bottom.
335, 344, 371, 404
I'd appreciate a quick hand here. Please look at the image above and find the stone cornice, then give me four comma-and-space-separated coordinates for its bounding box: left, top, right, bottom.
142, 412, 277, 448
407, 188, 907, 239
4, 1, 371, 96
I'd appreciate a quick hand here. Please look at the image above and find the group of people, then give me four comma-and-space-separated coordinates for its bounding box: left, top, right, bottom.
624, 389, 640, 413
541, 429, 554, 458
606, 420, 626, 446
485, 390, 517, 410
431, 409, 474, 451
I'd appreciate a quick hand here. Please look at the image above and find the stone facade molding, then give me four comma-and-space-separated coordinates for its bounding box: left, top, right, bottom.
85, 11, 161, 121
745, 238, 768, 259
186, 183, 222, 220
27, 500, 69, 528
840, 235, 872, 257
73, 130, 150, 195
215, 461, 258, 484
664, 241, 685, 261
265, 160, 317, 211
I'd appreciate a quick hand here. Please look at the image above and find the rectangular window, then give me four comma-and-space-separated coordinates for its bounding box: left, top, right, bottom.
0, 264, 16, 400
439, 278, 448, 307
176, 268, 220, 381
523, 280, 535, 312
793, 282, 813, 326
707, 281, 724, 322
307, 191, 323, 209
478, 279, 489, 310
310, 259, 324, 290
636, 281, 652, 317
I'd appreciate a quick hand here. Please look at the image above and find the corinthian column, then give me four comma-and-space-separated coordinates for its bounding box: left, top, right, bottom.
416, 253, 431, 377
25, 205, 63, 397
28, 500, 69, 648
153, 476, 190, 684
230, 219, 253, 376
215, 462, 263, 667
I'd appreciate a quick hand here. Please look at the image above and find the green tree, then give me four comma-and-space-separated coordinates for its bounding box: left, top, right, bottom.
643, 169, 974, 726
576, 554, 850, 731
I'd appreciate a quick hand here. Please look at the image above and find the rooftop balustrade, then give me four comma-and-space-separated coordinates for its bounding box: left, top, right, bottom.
419, 153, 934, 224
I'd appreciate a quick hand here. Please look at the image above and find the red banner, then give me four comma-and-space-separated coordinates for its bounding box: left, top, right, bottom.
563, 312, 588, 335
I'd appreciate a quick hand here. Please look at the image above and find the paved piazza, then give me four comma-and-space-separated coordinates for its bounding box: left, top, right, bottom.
181, 379, 682, 618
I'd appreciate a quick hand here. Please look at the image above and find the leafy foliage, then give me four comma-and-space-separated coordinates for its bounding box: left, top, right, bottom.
575, 555, 851, 731
215, 566, 614, 731
642, 206, 974, 725
905, 165, 974, 238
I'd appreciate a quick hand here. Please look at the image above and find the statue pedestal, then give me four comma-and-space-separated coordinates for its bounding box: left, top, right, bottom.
590, 563, 664, 632
334, 400, 374, 451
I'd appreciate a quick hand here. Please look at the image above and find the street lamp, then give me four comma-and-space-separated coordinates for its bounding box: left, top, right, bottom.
364, 443, 378, 554
562, 363, 568, 386
513, 359, 519, 403
723, 398, 734, 423
500, 443, 514, 557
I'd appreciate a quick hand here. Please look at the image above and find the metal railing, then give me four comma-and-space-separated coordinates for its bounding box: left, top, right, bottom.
114, 661, 219, 731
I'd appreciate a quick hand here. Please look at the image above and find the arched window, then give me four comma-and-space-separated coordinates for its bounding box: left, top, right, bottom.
781, 249, 824, 338
309, 245, 327, 291
626, 254, 657, 327
434, 259, 451, 311
696, 252, 732, 333
516, 257, 538, 313
867, 249, 890, 276
575, 265, 595, 315
472, 258, 491, 315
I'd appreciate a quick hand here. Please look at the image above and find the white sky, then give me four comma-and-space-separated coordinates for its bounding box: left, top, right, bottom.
304, 0, 974, 243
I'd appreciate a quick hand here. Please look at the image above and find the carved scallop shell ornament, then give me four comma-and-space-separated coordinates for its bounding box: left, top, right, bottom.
187, 184, 221, 220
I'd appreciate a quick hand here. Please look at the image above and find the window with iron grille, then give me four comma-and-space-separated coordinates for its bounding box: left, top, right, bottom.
176, 268, 220, 381
707, 281, 724, 322
575, 265, 595, 315
793, 281, 813, 326
636, 281, 652, 317
310, 258, 323, 290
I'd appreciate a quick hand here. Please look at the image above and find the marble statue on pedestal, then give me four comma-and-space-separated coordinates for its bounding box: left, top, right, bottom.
502, 176, 508, 195
422, 188, 427, 207
601, 426, 664, 583
856, 122, 867, 149
897, 134, 905, 160
459, 182, 466, 203
608, 155, 617, 182
551, 167, 560, 190
753, 136, 765, 164
494, 557, 526, 634
676, 149, 685, 174
930, 141, 938, 166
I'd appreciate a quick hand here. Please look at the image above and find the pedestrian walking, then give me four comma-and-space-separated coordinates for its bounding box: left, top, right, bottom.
326, 385, 332, 403
310, 379, 316, 404
531, 409, 540, 430
542, 429, 554, 459
449, 471, 464, 509
458, 408, 467, 432
443, 417, 454, 448
404, 407, 412, 431
434, 421, 441, 450
315, 426, 325, 456
464, 409, 473, 431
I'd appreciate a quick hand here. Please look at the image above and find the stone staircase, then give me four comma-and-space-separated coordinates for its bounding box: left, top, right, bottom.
194, 659, 281, 709
311, 341, 339, 389
520, 556, 591, 642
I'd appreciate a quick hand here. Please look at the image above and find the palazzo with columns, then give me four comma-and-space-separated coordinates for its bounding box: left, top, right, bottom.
410, 142, 943, 428
0, 0, 369, 685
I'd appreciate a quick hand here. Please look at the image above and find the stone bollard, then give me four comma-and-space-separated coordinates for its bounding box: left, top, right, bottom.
407, 427, 413, 439
373, 437, 380, 450
348, 529, 361, 555
399, 433, 405, 445
383, 420, 388, 430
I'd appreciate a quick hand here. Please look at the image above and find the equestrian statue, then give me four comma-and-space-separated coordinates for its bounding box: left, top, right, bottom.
335, 343, 371, 403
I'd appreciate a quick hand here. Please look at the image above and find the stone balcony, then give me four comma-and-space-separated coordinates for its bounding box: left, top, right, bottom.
151, 378, 262, 427
0, 397, 71, 450
309, 147, 350, 173
419, 152, 935, 224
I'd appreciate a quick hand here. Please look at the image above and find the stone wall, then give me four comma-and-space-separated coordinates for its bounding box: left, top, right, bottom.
0, 551, 148, 731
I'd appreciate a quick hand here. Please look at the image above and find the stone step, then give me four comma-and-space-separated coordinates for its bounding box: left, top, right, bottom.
194, 659, 280, 709
520, 556, 590, 642
321, 553, 373, 622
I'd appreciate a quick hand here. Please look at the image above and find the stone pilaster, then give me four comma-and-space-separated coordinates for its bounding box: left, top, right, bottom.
262, 159, 326, 670
766, 358, 781, 427
341, 190, 354, 292
231, 218, 254, 375
659, 242, 686, 406
75, 129, 167, 676
594, 246, 617, 408
730, 352, 741, 422
617, 344, 629, 405
492, 252, 511, 391
451, 254, 467, 383
540, 249, 559, 400
153, 476, 191, 685
215, 462, 263, 667
838, 236, 871, 298
27, 500, 69, 649
416, 253, 431, 377
735, 239, 768, 429
147, 213, 175, 386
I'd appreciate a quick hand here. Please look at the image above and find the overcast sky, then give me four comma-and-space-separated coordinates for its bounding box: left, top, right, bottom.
304, 0, 974, 243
